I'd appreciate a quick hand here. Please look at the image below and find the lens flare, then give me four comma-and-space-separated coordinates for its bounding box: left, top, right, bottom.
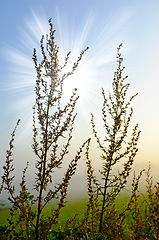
3, 8, 132, 140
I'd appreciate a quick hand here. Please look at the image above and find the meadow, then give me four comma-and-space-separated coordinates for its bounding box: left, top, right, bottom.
0, 190, 158, 239
0, 195, 130, 226
0, 198, 88, 227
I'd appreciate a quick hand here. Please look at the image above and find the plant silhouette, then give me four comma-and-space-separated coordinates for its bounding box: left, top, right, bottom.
80, 44, 141, 237
0, 18, 89, 240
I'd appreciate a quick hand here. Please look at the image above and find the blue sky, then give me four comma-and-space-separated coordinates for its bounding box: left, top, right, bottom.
1, 0, 159, 190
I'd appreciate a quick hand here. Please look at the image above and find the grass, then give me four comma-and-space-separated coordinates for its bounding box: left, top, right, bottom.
0, 191, 157, 239
0, 194, 130, 227
0, 198, 88, 227
0, 208, 10, 226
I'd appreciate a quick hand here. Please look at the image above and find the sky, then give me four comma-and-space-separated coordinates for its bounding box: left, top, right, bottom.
0, 0, 159, 198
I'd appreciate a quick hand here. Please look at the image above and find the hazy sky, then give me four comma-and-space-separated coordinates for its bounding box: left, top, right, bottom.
0, 0, 159, 193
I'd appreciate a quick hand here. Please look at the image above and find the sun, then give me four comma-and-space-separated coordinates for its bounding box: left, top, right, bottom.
3, 9, 132, 139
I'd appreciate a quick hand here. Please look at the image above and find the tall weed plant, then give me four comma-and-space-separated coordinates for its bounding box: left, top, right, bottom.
0, 19, 89, 240
78, 43, 140, 238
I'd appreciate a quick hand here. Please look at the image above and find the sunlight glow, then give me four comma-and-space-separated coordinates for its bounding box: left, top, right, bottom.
4, 8, 132, 138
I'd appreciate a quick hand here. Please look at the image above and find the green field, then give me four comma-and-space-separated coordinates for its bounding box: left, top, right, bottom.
0, 199, 88, 227
0, 195, 130, 227
1, 193, 157, 239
